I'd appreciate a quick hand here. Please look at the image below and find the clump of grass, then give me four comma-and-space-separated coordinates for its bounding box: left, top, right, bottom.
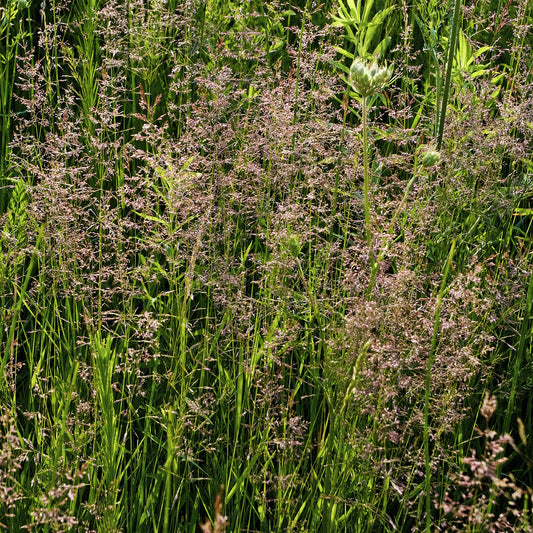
441, 392, 533, 532
0, 0, 531, 531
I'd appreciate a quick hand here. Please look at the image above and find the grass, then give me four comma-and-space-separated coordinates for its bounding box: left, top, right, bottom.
0, 0, 532, 531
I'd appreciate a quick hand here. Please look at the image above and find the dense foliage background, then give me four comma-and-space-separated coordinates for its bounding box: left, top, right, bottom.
1, 0, 532, 531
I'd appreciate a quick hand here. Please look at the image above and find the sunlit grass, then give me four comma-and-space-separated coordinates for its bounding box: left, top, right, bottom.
0, 0, 531, 531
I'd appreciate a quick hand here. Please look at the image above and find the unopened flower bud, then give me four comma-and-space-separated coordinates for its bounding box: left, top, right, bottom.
349, 58, 393, 97
287, 235, 301, 258
419, 149, 441, 168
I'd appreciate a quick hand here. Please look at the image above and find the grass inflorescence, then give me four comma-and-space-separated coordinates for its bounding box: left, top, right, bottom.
0, 0, 532, 531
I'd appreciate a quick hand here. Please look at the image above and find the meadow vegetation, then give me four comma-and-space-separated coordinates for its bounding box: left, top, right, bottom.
0, 0, 532, 531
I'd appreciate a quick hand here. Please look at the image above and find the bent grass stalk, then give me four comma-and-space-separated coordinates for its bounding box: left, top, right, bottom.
436, 0, 463, 149
423, 238, 456, 531
368, 147, 441, 292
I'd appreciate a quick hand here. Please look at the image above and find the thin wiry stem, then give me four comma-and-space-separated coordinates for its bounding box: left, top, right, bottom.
437, 0, 463, 149
362, 95, 375, 284
424, 238, 456, 531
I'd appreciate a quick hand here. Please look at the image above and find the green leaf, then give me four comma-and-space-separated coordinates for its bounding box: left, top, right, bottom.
361, 8, 394, 57
333, 46, 355, 61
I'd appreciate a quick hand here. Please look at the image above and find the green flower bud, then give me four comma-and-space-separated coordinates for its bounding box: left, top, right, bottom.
349, 58, 393, 97
419, 148, 441, 168
287, 235, 301, 258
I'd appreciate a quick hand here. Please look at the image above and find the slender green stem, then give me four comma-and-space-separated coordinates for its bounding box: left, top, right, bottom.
423, 238, 456, 531
503, 266, 533, 435
368, 171, 418, 292
437, 0, 462, 149
362, 96, 375, 278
